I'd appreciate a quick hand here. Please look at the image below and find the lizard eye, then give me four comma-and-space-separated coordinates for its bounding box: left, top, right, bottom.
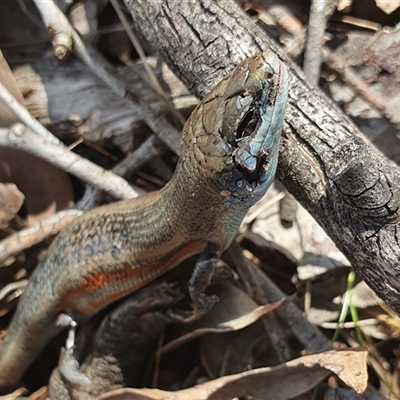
236, 110, 257, 141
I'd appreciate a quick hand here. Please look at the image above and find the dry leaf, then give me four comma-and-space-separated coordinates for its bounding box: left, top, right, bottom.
245, 185, 349, 281
375, 0, 400, 14
162, 284, 284, 355
0, 209, 83, 266
200, 322, 264, 377
198, 284, 267, 377
337, 0, 353, 11
0, 149, 74, 225
0, 182, 24, 229
94, 349, 368, 400
0, 49, 25, 127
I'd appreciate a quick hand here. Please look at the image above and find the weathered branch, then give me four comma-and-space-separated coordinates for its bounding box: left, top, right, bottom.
123, 0, 400, 314
0, 209, 83, 266
0, 124, 138, 199
303, 0, 328, 84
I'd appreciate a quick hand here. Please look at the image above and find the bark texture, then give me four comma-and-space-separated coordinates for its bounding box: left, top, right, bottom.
123, 0, 400, 314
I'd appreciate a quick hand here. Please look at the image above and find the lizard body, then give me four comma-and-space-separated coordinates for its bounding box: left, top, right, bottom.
0, 51, 288, 391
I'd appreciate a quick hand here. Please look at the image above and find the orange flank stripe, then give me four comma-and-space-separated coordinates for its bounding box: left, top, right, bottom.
60, 240, 206, 317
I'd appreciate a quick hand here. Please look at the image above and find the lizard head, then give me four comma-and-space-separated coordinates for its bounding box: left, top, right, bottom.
182, 51, 288, 205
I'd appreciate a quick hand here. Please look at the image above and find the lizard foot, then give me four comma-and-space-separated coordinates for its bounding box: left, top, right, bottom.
167, 293, 219, 324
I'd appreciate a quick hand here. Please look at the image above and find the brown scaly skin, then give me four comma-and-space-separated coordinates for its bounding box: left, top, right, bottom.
0, 51, 288, 392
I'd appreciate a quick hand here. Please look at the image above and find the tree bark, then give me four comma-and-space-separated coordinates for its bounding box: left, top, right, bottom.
123, 0, 400, 314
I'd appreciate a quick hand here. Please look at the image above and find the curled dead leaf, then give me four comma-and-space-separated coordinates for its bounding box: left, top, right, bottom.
94, 349, 368, 400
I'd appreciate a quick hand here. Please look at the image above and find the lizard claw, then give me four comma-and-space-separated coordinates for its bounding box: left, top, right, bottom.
167, 293, 219, 324
58, 347, 91, 387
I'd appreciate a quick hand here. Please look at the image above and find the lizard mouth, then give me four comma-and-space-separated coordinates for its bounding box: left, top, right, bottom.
228, 101, 271, 185
233, 108, 267, 184
236, 109, 256, 141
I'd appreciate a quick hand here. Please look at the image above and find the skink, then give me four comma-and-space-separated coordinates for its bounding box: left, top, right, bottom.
0, 51, 288, 392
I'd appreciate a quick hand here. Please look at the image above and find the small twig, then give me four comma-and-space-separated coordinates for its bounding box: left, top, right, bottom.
98, 22, 135, 34
32, 0, 182, 154
0, 76, 138, 200
0, 81, 60, 145
112, 136, 161, 177
17, 0, 45, 30
252, 2, 306, 59
0, 209, 83, 266
110, 0, 186, 128
243, 192, 285, 225
0, 124, 138, 200
110, 0, 160, 93
0, 280, 28, 302
320, 319, 378, 329
303, 0, 328, 85
228, 243, 332, 353
325, 48, 400, 130
340, 15, 382, 32
77, 135, 160, 211
228, 243, 293, 362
